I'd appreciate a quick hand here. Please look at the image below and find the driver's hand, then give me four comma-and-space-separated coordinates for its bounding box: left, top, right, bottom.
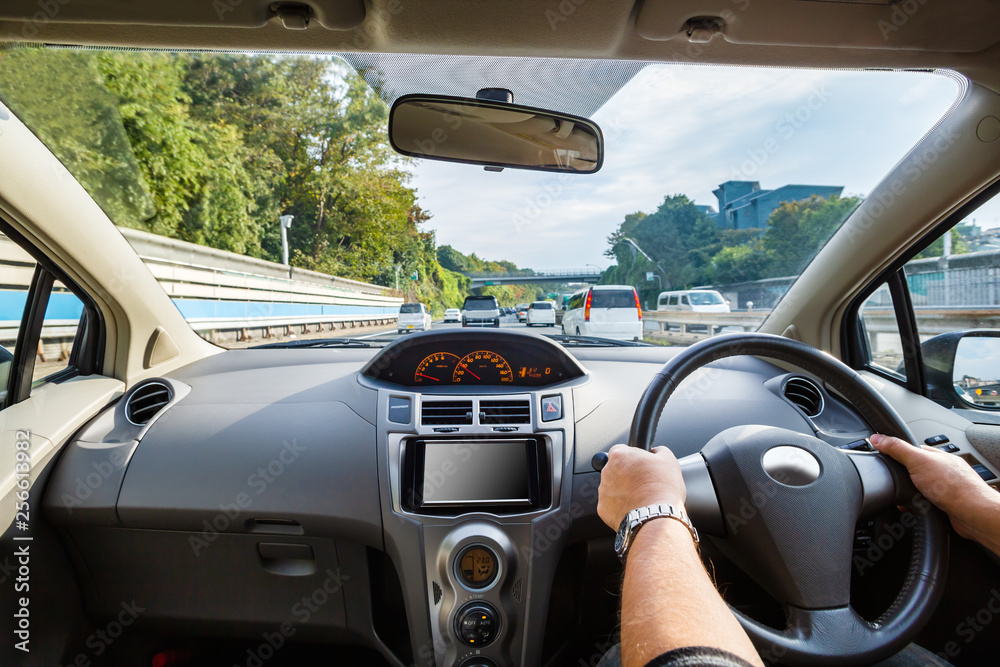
871, 433, 999, 542
597, 445, 686, 531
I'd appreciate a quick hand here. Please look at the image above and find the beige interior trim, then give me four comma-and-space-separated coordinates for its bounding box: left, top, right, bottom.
3, 1, 1000, 92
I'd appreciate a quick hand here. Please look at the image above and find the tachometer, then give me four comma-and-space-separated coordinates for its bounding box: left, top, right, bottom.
453, 350, 514, 384
415, 352, 460, 383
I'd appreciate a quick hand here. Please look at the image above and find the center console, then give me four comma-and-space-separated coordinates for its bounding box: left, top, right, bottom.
370, 387, 580, 667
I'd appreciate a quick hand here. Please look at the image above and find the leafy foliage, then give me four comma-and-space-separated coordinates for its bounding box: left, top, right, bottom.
0, 48, 511, 310
602, 193, 864, 305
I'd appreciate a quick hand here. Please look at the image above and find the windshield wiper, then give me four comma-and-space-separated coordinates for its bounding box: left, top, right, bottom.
251, 338, 388, 349
544, 334, 648, 347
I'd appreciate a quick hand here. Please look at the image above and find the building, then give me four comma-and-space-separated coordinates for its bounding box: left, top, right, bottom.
712, 180, 844, 231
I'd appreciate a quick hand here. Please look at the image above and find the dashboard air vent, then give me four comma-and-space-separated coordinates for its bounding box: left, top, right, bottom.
479, 399, 531, 424
125, 381, 172, 425
421, 400, 474, 426
782, 378, 824, 418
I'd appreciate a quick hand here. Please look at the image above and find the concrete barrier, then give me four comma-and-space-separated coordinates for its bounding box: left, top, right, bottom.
0, 228, 405, 354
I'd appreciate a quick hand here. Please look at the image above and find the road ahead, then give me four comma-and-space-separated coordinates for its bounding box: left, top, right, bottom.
356, 314, 557, 341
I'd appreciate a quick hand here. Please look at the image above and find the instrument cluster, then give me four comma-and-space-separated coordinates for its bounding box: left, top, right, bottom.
361, 331, 587, 387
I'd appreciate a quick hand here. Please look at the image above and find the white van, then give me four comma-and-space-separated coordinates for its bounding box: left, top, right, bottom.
656, 290, 730, 313
397, 302, 432, 333
561, 285, 643, 342
526, 300, 557, 327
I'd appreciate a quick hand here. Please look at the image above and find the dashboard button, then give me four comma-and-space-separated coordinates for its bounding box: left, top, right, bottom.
972, 464, 997, 482
541, 395, 562, 422
455, 602, 500, 647
924, 434, 950, 446
388, 396, 411, 424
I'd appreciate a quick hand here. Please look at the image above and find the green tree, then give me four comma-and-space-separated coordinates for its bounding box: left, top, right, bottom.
762, 195, 860, 277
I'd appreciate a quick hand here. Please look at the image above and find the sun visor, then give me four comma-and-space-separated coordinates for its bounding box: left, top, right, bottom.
635, 0, 1000, 53
0, 0, 365, 31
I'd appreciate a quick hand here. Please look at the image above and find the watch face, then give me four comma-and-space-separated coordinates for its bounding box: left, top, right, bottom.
615, 520, 626, 553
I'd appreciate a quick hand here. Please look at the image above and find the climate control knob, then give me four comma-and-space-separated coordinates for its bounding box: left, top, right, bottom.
455, 602, 500, 647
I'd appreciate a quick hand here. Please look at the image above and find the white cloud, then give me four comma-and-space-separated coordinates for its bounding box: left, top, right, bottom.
406, 64, 959, 268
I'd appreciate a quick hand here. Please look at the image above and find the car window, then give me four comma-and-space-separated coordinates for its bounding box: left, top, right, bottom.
0, 231, 87, 404
859, 282, 907, 381
464, 299, 497, 310
591, 289, 635, 309
681, 295, 690, 306
902, 191, 1000, 407
399, 303, 421, 314
35, 279, 85, 384
689, 293, 724, 306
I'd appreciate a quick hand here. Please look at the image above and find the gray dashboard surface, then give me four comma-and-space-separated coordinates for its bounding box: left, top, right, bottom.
114, 349, 383, 546
570, 352, 816, 472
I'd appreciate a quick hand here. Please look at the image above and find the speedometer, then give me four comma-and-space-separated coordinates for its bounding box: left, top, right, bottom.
414, 352, 460, 383
453, 350, 514, 384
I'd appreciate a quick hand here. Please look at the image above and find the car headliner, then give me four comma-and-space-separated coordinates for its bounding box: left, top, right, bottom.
1, 0, 1000, 93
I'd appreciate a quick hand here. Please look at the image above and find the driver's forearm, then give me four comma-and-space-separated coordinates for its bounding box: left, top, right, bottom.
620, 519, 764, 667
965, 488, 1000, 556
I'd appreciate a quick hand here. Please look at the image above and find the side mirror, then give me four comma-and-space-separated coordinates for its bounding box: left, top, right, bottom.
922, 330, 1000, 409
388, 94, 603, 174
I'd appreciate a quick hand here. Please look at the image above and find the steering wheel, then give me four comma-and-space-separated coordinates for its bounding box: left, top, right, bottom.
627, 333, 949, 666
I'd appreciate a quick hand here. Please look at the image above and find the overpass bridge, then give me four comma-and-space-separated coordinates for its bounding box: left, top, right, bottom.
465, 268, 602, 288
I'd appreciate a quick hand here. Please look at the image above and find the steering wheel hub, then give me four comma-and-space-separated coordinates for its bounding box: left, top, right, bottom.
761, 445, 821, 486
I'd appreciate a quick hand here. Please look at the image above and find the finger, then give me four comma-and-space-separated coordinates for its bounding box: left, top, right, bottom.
871, 434, 930, 468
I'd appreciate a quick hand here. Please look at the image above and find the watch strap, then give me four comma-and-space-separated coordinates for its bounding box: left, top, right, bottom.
617, 503, 699, 563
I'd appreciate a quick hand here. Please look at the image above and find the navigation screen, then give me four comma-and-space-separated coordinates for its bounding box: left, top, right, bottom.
420, 440, 532, 506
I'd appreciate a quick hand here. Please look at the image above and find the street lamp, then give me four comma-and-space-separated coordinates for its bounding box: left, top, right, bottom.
279, 214, 294, 266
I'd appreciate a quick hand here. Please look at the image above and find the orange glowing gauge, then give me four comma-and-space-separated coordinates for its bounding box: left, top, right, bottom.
414, 352, 460, 383
453, 350, 514, 384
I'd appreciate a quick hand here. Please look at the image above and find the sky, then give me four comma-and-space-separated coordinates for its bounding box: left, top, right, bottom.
403, 65, 964, 270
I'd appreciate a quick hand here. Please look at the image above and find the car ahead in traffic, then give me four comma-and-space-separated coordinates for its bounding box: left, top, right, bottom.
397, 302, 432, 333
461, 295, 501, 327
562, 285, 643, 342
443, 308, 461, 323
657, 290, 731, 313
525, 300, 556, 327
515, 303, 529, 322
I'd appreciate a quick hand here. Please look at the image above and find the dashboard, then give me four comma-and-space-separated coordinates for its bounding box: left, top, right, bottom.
37, 329, 1000, 667
360, 330, 588, 387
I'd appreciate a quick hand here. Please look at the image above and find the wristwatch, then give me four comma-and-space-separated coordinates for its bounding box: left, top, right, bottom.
615, 503, 699, 563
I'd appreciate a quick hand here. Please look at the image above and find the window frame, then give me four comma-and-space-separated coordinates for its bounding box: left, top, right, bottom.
0, 217, 104, 409
842, 177, 1000, 397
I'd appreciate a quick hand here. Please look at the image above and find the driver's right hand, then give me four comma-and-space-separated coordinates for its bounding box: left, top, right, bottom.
597, 444, 687, 531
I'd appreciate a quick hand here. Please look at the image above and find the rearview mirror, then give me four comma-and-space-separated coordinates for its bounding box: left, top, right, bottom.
388, 94, 604, 174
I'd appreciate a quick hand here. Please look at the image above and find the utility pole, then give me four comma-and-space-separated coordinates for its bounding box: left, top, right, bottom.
279, 215, 294, 266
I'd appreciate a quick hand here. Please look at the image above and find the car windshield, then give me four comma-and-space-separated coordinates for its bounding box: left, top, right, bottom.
399, 304, 422, 314
464, 299, 496, 310
532, 302, 554, 310
0, 49, 960, 348
689, 293, 725, 306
